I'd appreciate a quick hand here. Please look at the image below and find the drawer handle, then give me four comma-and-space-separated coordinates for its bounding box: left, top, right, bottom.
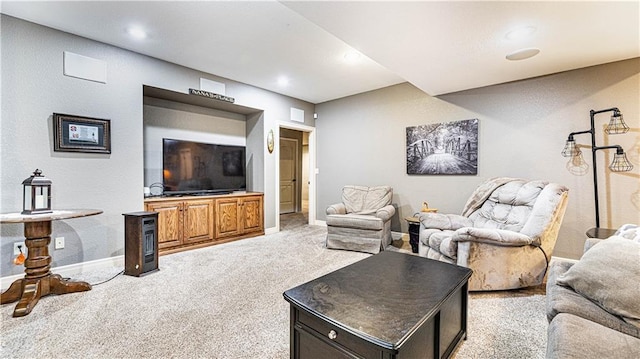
328, 330, 337, 340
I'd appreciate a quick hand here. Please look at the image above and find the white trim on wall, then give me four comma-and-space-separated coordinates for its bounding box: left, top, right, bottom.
1, 255, 124, 290
550, 256, 579, 264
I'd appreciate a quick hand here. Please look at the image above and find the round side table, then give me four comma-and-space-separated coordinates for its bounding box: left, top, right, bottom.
0, 209, 102, 317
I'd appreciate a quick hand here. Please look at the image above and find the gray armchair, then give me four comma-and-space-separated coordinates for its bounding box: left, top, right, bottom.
326, 185, 395, 254
418, 177, 569, 291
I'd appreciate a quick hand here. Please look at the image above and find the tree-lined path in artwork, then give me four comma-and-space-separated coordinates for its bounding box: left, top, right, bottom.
413, 152, 477, 174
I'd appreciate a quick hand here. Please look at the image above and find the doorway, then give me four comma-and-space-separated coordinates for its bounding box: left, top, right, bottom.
279, 137, 298, 214
278, 126, 314, 229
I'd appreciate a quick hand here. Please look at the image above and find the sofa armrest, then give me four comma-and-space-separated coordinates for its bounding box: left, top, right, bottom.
453, 227, 533, 246
326, 203, 347, 215
583, 238, 603, 253
375, 205, 395, 221
418, 212, 472, 231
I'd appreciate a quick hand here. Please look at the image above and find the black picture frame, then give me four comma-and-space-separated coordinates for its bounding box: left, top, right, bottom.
53, 113, 111, 154
406, 118, 478, 175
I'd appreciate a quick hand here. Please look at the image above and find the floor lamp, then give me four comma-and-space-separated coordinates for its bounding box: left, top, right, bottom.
561, 107, 633, 237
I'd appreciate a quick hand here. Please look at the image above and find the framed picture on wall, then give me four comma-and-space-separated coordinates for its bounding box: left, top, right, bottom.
406, 118, 478, 175
53, 113, 111, 154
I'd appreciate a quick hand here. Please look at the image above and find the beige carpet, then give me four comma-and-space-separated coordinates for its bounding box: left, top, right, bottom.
0, 213, 546, 358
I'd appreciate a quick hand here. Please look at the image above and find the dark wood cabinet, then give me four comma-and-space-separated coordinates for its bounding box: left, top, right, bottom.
284, 252, 472, 359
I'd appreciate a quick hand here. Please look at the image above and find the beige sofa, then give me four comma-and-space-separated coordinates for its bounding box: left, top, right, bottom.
546, 224, 640, 358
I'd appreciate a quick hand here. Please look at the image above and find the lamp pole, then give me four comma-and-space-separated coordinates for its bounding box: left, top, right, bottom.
567, 107, 621, 228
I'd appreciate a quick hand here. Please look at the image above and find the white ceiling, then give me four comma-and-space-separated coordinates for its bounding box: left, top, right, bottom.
2, 1, 639, 104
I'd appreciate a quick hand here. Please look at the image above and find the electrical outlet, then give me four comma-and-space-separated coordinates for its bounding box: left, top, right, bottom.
13, 242, 26, 256
54, 237, 65, 250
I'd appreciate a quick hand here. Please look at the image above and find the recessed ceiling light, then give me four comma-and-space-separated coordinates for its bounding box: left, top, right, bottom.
277, 76, 290, 86
127, 26, 147, 40
506, 48, 540, 61
344, 51, 362, 63
505, 26, 536, 41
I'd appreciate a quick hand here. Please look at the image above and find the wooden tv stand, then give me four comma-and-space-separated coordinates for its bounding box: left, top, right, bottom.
144, 192, 263, 255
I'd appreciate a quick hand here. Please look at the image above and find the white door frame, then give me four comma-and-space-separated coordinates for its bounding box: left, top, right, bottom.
276, 122, 316, 231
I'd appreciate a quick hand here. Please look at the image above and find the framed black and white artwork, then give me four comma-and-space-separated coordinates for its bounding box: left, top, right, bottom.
406, 118, 478, 175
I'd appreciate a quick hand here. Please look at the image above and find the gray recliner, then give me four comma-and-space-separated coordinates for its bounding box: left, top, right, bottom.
418, 177, 569, 291
325, 185, 395, 254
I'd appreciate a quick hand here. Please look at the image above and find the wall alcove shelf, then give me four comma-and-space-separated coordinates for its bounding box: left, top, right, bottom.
143, 85, 263, 115
142, 85, 266, 255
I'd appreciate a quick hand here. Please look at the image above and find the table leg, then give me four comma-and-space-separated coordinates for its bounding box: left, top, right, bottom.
1, 220, 91, 317
0, 278, 24, 304
13, 280, 41, 317
408, 222, 420, 253
50, 274, 91, 294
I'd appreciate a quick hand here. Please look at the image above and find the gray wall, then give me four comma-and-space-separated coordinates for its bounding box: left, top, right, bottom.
0, 15, 314, 276
143, 98, 247, 189
316, 58, 640, 259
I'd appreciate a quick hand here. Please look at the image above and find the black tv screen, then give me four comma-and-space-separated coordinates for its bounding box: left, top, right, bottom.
162, 138, 246, 195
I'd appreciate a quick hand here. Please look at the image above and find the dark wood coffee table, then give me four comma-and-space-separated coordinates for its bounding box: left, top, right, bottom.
283, 251, 473, 359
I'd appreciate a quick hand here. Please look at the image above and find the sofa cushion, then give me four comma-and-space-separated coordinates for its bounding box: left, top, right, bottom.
546, 260, 640, 338
341, 185, 392, 214
556, 237, 640, 328
326, 213, 384, 231
546, 313, 640, 359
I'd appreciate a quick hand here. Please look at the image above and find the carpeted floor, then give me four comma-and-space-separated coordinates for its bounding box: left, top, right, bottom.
0, 213, 547, 358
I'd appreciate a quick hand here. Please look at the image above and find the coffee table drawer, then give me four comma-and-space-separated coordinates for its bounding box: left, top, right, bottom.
295, 309, 382, 358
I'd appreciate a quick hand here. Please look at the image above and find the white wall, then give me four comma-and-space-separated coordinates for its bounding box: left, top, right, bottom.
316, 58, 640, 259
0, 15, 314, 276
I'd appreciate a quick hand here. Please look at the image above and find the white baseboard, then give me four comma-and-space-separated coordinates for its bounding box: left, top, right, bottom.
265, 226, 278, 235
1, 255, 124, 289
550, 255, 579, 264
315, 220, 326, 227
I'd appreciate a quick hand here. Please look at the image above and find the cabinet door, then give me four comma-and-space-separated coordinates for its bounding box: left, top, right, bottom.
241, 195, 264, 234
215, 198, 240, 238
145, 201, 182, 249
183, 199, 215, 244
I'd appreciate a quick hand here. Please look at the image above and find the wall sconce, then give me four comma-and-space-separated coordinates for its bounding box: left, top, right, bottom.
22, 169, 52, 215
561, 108, 633, 230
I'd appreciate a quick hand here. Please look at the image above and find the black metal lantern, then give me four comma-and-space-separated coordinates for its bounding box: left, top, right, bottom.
22, 169, 52, 215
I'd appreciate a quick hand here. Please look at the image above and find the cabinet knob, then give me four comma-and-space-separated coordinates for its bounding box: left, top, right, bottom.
328, 330, 337, 340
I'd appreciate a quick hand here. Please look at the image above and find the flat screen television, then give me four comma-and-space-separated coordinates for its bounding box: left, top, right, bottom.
162, 138, 246, 195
